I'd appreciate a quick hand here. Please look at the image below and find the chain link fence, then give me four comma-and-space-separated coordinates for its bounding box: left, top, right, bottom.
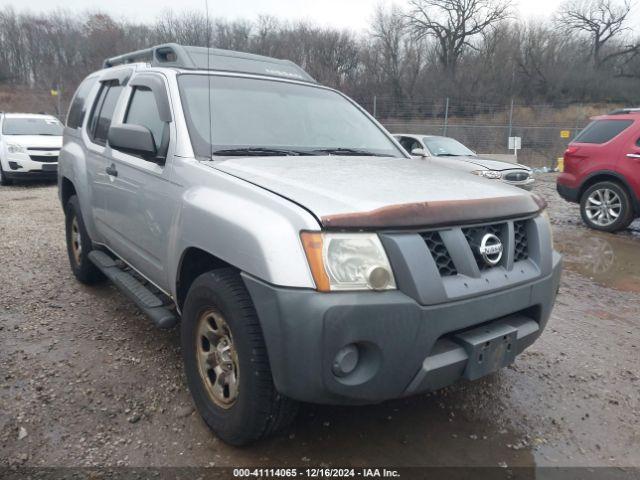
359, 96, 618, 168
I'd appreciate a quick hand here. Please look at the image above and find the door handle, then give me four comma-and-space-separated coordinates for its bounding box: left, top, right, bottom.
105, 164, 118, 177
626, 153, 640, 159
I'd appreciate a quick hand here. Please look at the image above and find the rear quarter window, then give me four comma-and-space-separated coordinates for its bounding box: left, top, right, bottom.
573, 119, 633, 144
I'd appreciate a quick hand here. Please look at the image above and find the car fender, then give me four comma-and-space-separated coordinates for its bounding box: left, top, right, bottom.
168, 166, 321, 296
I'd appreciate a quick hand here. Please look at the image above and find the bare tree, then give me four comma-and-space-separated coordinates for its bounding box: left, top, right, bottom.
371, 5, 406, 109
404, 0, 512, 76
1, 6, 640, 115
557, 0, 639, 68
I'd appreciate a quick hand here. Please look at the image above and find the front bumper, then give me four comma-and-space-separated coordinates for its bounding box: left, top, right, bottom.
4, 168, 58, 181
556, 182, 580, 203
2, 151, 58, 176
243, 252, 562, 405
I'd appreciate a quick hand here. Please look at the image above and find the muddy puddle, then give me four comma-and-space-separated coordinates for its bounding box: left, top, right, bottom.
553, 226, 640, 293
223, 385, 535, 468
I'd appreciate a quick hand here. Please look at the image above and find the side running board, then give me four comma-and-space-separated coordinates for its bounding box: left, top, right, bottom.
88, 250, 178, 329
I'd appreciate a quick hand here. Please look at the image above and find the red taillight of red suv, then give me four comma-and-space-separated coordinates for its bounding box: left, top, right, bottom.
563, 145, 586, 163
562, 145, 583, 170
564, 146, 579, 158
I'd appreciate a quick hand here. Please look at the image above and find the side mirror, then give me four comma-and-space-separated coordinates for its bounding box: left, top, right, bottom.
108, 124, 157, 160
411, 148, 428, 157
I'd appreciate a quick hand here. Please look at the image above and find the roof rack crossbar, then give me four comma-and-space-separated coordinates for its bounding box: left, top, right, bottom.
102, 43, 316, 83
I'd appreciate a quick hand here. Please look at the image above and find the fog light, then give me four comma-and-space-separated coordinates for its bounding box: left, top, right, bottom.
367, 266, 392, 290
332, 344, 359, 377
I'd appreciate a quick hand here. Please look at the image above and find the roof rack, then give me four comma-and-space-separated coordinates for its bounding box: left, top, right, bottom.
608, 107, 640, 115
103, 43, 316, 83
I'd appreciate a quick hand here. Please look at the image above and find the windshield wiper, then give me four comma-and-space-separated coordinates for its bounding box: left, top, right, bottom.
311, 147, 391, 157
212, 147, 316, 157
435, 153, 462, 157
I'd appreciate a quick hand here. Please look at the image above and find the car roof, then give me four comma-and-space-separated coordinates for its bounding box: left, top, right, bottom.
2, 113, 59, 120
606, 107, 640, 115
592, 107, 640, 121
593, 113, 640, 121
103, 43, 316, 84
393, 133, 445, 140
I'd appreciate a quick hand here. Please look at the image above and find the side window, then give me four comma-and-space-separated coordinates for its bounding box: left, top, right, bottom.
399, 137, 420, 153
398, 137, 411, 151
87, 83, 124, 145
125, 88, 165, 151
66, 77, 98, 129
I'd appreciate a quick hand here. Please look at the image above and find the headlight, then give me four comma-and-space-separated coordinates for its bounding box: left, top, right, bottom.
472, 170, 502, 179
7, 143, 27, 154
301, 232, 396, 292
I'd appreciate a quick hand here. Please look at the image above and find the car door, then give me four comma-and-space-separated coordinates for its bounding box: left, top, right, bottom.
102, 73, 179, 290
83, 74, 129, 242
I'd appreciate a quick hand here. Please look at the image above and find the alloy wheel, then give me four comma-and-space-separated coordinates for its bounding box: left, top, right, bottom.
584, 188, 622, 227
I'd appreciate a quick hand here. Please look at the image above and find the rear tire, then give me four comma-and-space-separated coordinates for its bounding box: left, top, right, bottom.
0, 162, 12, 186
64, 195, 105, 284
181, 268, 298, 446
580, 181, 634, 232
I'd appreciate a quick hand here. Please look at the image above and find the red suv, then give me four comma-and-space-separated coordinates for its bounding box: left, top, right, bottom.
557, 108, 640, 232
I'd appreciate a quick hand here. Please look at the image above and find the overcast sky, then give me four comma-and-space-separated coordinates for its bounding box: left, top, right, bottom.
0, 0, 569, 31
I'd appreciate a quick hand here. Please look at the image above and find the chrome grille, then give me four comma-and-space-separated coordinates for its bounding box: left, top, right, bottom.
514, 220, 529, 261
421, 231, 457, 276
462, 223, 505, 270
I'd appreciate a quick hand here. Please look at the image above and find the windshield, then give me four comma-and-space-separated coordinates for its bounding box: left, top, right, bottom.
2, 117, 63, 136
423, 137, 475, 157
178, 75, 403, 158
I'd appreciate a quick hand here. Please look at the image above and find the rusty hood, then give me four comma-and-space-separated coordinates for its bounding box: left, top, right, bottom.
211, 156, 544, 228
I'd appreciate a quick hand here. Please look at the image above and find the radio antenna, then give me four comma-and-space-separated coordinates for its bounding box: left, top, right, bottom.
205, 0, 213, 159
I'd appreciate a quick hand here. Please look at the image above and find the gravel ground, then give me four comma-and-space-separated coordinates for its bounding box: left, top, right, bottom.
0, 173, 639, 469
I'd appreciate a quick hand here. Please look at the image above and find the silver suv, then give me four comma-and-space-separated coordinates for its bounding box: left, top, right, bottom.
58, 44, 562, 446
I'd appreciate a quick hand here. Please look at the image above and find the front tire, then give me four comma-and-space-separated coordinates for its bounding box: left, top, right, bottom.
64, 195, 105, 284
580, 181, 634, 232
181, 269, 298, 446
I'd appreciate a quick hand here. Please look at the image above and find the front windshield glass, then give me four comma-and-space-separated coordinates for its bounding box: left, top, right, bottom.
2, 117, 63, 136
423, 136, 475, 157
178, 74, 403, 158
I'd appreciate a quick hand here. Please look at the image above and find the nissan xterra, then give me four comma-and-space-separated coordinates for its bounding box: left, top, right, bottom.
58, 44, 562, 445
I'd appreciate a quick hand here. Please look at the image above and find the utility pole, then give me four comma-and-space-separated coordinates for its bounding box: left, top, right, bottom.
574, 103, 583, 138
373, 95, 377, 118
443, 97, 449, 136
507, 98, 514, 151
